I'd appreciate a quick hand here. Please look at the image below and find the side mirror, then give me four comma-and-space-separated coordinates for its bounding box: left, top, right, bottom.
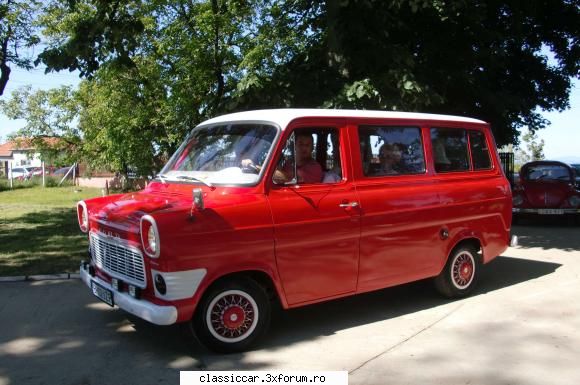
190, 188, 204, 217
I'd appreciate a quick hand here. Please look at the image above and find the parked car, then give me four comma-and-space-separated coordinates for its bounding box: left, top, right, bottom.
52, 167, 73, 178
30, 167, 45, 176
512, 161, 580, 221
78, 109, 513, 352
571, 164, 580, 184
8, 166, 32, 180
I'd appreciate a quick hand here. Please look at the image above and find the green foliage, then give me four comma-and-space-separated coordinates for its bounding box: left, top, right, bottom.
516, 129, 545, 164
0, 0, 42, 95
36, 0, 145, 77
5, 0, 578, 176
0, 85, 81, 164
246, 0, 578, 146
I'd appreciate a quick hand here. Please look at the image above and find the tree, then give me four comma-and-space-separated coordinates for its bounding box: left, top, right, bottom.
235, 0, 579, 146
516, 129, 545, 165
0, 0, 41, 95
28, 0, 262, 177
0, 85, 81, 163
15, 0, 578, 175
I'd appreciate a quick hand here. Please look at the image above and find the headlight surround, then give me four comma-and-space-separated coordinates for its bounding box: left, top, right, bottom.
512, 194, 524, 207
569, 195, 580, 207
140, 215, 160, 258
77, 201, 89, 233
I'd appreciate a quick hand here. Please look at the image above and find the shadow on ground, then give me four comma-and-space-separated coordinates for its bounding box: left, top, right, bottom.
512, 223, 580, 251
0, 208, 85, 276
0, 253, 560, 384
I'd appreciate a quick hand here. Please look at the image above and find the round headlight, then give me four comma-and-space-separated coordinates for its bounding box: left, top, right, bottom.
147, 225, 157, 253
77, 201, 89, 232
512, 194, 524, 206
140, 215, 160, 258
569, 195, 580, 207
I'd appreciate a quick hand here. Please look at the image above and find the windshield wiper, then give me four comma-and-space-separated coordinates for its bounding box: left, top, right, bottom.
174, 175, 214, 189
155, 173, 167, 184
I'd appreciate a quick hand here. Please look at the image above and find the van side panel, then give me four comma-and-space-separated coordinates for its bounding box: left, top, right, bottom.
356, 177, 447, 292
435, 173, 511, 265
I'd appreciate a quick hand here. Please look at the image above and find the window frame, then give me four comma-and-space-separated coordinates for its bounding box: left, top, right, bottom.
357, 125, 427, 178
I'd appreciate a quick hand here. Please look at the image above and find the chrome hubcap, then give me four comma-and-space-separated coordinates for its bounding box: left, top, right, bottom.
452, 252, 475, 289
207, 290, 259, 343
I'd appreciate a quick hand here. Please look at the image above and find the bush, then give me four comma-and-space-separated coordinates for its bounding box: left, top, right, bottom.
0, 176, 75, 190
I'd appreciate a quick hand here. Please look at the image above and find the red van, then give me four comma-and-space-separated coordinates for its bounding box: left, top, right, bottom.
78, 109, 513, 352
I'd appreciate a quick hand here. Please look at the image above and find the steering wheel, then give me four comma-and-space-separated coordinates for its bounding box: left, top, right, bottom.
241, 161, 260, 174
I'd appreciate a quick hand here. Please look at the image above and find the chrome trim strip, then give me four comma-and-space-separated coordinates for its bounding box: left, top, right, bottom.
513, 208, 580, 214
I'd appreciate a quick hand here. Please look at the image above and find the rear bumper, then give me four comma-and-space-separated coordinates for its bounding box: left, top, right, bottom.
513, 208, 580, 214
80, 263, 178, 325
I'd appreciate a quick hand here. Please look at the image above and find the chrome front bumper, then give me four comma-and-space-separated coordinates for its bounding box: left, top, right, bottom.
80, 263, 178, 325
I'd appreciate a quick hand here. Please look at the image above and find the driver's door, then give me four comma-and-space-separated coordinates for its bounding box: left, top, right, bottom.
267, 121, 361, 306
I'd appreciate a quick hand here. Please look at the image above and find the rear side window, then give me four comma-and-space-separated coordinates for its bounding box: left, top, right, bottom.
469, 131, 492, 170
359, 126, 425, 176
431, 128, 469, 173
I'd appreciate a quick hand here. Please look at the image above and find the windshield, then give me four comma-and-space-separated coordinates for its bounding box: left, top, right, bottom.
523, 164, 572, 182
160, 123, 278, 185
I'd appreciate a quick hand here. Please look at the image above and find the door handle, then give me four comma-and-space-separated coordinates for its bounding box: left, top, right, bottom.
339, 202, 359, 208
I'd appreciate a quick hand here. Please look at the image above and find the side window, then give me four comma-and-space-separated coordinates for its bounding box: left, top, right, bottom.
273, 128, 341, 185
358, 126, 425, 176
469, 130, 492, 170
431, 128, 469, 173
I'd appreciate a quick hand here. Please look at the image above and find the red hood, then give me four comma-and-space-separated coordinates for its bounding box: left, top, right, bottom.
521, 180, 573, 208
91, 189, 190, 234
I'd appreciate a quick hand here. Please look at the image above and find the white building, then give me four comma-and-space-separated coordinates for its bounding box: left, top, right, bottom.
0, 140, 43, 177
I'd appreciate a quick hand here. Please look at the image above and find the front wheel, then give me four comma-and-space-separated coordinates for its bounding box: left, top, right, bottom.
434, 245, 481, 298
193, 278, 271, 353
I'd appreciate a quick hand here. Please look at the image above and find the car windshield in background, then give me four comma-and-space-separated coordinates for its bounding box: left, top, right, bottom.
524, 164, 571, 181
160, 123, 278, 185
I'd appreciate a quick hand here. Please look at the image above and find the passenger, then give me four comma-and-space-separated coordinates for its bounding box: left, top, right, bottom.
293, 133, 323, 183
379, 143, 404, 175
275, 133, 323, 184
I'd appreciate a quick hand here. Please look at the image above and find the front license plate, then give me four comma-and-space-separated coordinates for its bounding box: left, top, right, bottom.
91, 281, 114, 307
538, 209, 564, 215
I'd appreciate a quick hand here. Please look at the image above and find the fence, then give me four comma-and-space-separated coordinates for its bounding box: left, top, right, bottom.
499, 152, 515, 185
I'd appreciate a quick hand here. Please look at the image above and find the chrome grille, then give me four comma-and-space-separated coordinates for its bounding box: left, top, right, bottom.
90, 232, 146, 288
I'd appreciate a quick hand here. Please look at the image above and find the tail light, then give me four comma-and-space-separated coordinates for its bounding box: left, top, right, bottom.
77, 201, 89, 232
140, 215, 160, 258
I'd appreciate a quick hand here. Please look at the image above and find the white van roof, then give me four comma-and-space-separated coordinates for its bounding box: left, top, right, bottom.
198, 108, 487, 129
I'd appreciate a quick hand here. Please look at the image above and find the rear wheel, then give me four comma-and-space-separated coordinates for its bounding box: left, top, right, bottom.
434, 245, 480, 298
193, 278, 271, 353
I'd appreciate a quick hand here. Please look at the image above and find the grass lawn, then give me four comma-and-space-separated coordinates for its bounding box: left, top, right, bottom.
0, 185, 103, 276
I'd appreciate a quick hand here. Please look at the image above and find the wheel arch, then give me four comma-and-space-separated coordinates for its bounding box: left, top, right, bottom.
439, 236, 483, 274
200, 269, 286, 309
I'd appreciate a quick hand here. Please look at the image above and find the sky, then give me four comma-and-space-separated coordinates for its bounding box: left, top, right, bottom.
0, 66, 578, 162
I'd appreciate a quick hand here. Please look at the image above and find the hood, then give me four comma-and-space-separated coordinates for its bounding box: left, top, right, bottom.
521, 180, 573, 208
92, 190, 189, 233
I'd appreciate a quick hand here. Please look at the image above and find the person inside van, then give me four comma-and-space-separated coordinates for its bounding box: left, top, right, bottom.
274, 132, 323, 184
378, 143, 405, 174
293, 133, 323, 183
